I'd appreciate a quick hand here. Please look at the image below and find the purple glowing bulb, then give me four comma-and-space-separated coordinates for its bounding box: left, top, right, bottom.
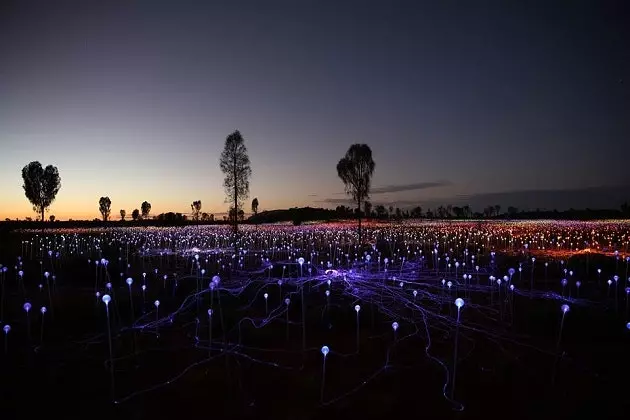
40, 306, 47, 314
23, 302, 31, 313
447, 281, 452, 288
3, 325, 10, 334
576, 281, 581, 288
44, 271, 49, 278
263, 293, 268, 300
510, 284, 515, 291
154, 300, 160, 308
321, 345, 330, 357
18, 270, 23, 277
106, 282, 112, 290
413, 290, 418, 297
285, 298, 290, 306
141, 285, 146, 291
627, 322, 630, 330
561, 279, 568, 287
126, 277, 133, 286
561, 304, 570, 313
102, 294, 111, 305
354, 304, 361, 313
96, 291, 101, 298
298, 257, 305, 265
392, 322, 399, 331
325, 290, 330, 297
625, 287, 630, 295
455, 298, 464, 309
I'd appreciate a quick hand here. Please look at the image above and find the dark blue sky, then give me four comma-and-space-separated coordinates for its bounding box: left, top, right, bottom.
1, 0, 628, 219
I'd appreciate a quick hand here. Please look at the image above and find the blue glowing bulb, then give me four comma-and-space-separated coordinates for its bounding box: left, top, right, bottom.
455, 298, 464, 308
625, 287, 630, 295
355, 304, 361, 313
3, 325, 10, 334
441, 279, 445, 285
576, 281, 581, 288
142, 285, 147, 291
285, 298, 290, 306
212, 275, 220, 284
413, 290, 418, 297
106, 282, 112, 289
23, 302, 31, 312
561, 279, 568, 286
614, 275, 619, 282
561, 304, 570, 313
298, 257, 305, 265
201, 269, 205, 275
126, 277, 133, 286
447, 281, 452, 288
264, 293, 268, 299
102, 294, 111, 305
510, 284, 515, 291
392, 322, 399, 331
40, 306, 47, 314
325, 290, 330, 297
627, 322, 630, 330
321, 346, 329, 357
18, 270, 23, 277
154, 300, 160, 308
44, 271, 49, 278
208, 308, 213, 317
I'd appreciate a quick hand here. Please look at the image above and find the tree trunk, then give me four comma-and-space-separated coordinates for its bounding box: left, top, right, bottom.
357, 199, 362, 245
233, 155, 238, 235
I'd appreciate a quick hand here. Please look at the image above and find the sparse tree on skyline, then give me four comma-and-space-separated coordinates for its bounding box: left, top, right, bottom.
336, 144, 375, 243
251, 197, 259, 215
132, 209, 140, 221
220, 130, 252, 234
21, 161, 61, 223
141, 201, 151, 219
99, 197, 111, 221
191, 200, 202, 221
120, 209, 126, 221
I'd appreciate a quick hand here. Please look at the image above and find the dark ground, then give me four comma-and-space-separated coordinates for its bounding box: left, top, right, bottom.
0, 230, 628, 420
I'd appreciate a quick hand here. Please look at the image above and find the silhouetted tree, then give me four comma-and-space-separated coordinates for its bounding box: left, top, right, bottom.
191, 200, 202, 221
120, 209, 126, 221
336, 144, 375, 243
375, 205, 387, 219
131, 209, 140, 221
251, 197, 259, 215
141, 201, 151, 219
494, 204, 501, 217
201, 212, 210, 221
99, 197, 111, 221
21, 161, 61, 222
507, 206, 518, 217
49, 215, 55, 222
220, 130, 252, 234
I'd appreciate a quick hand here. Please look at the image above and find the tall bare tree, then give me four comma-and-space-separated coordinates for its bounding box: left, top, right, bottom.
219, 130, 252, 234
99, 197, 111, 221
21, 161, 61, 222
336, 144, 375, 243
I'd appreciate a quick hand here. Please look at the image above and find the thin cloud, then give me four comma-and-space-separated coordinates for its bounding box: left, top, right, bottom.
371, 181, 451, 194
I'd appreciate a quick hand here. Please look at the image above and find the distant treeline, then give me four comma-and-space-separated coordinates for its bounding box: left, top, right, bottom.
2, 204, 630, 234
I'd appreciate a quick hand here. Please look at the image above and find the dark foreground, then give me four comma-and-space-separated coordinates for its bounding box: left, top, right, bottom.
0, 229, 628, 420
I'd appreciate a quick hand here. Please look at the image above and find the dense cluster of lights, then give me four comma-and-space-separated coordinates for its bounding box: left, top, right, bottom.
2, 220, 630, 412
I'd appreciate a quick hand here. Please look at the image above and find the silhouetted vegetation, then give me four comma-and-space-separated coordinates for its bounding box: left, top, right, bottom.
21, 161, 61, 222
337, 144, 375, 243
190, 200, 202, 221
131, 209, 140, 221
120, 209, 126, 221
220, 130, 252, 234
141, 201, 151, 219
99, 196, 111, 221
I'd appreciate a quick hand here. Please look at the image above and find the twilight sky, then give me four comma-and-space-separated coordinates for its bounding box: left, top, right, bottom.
1, 0, 629, 220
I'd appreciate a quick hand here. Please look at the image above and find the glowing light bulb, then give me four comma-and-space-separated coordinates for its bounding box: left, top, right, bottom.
141, 285, 146, 291
298, 257, 304, 265
354, 304, 361, 313
3, 325, 10, 334
455, 298, 464, 308
154, 300, 160, 307
321, 345, 329, 357
510, 284, 515, 291
561, 304, 570, 313
285, 298, 290, 306
102, 294, 111, 305
325, 290, 330, 297
40, 306, 47, 314
392, 322, 399, 331
264, 293, 268, 299
126, 277, 133, 286
106, 282, 112, 290
23, 302, 31, 312
413, 290, 418, 297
